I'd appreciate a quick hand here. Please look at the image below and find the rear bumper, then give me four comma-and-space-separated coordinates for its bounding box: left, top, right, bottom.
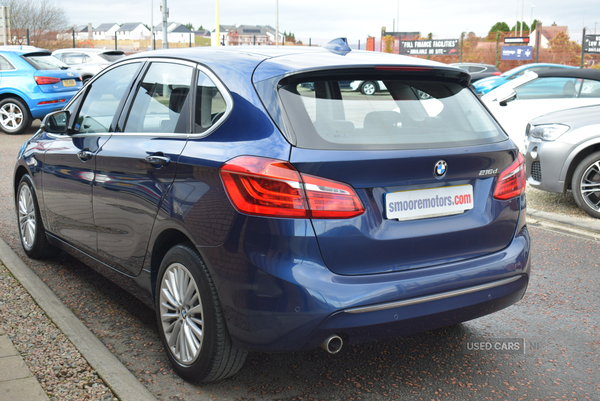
27, 90, 79, 119
203, 219, 531, 353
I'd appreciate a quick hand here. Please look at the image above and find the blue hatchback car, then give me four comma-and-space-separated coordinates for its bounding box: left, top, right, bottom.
472, 62, 576, 95
14, 40, 530, 382
0, 46, 82, 135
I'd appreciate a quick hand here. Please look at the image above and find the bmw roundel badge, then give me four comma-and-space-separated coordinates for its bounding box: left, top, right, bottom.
434, 160, 447, 178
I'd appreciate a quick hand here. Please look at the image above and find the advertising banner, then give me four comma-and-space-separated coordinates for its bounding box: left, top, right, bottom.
399, 39, 459, 56
584, 35, 600, 54
501, 46, 532, 60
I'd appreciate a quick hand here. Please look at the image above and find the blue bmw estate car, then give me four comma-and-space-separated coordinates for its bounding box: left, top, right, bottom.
14, 39, 530, 382
0, 46, 82, 135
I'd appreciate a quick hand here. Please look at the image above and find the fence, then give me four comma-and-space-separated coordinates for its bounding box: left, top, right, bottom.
6, 27, 209, 53
368, 30, 600, 70
6, 27, 599, 69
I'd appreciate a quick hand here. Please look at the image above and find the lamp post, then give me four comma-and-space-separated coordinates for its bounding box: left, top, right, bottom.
397, 0, 399, 33
530, 5, 535, 33
520, 0, 524, 36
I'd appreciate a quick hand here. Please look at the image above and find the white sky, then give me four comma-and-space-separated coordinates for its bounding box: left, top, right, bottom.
60, 0, 599, 44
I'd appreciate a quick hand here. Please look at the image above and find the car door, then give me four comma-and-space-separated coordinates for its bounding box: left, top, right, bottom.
92, 60, 195, 276
41, 61, 143, 253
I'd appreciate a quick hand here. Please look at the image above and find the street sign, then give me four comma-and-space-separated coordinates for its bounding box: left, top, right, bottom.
584, 35, 600, 54
399, 39, 459, 56
501, 46, 532, 60
504, 37, 530, 44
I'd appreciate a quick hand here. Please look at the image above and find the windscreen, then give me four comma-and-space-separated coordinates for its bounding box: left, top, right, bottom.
23, 53, 69, 70
278, 77, 506, 150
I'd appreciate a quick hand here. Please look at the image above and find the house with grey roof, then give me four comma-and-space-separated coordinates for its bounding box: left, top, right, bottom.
154, 22, 194, 43
93, 23, 120, 40
74, 24, 94, 41
117, 22, 151, 40
211, 24, 284, 46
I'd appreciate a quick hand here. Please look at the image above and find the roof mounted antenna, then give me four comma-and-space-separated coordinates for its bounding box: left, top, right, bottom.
324, 37, 352, 56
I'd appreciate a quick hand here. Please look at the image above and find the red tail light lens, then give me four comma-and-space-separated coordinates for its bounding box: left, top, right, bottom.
35, 76, 61, 85
493, 71, 502, 76
220, 156, 365, 219
493, 153, 526, 200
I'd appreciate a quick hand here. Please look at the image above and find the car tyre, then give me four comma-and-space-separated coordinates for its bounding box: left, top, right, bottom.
156, 244, 247, 382
16, 175, 60, 259
572, 151, 600, 219
0, 98, 31, 135
360, 81, 377, 95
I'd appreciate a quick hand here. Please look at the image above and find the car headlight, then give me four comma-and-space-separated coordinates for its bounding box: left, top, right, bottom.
529, 124, 570, 141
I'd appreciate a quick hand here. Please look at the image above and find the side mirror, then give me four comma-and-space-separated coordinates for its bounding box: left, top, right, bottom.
499, 91, 517, 107
41, 110, 70, 134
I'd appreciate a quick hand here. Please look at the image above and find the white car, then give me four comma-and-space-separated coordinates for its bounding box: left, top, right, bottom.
482, 69, 600, 151
350, 80, 387, 95
52, 48, 125, 84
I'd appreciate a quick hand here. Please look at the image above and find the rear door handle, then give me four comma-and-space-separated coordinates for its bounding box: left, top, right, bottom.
145, 155, 170, 167
77, 150, 94, 161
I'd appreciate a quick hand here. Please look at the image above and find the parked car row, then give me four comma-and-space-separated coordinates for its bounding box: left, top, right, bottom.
0, 46, 83, 135
0, 46, 124, 135
471, 63, 600, 219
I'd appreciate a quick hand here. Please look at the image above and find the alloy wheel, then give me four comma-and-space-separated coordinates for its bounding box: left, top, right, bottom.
0, 102, 24, 131
18, 184, 36, 250
579, 160, 600, 212
159, 262, 204, 365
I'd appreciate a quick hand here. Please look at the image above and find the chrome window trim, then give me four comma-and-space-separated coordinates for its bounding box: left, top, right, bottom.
344, 275, 522, 314
62, 58, 145, 110
67, 58, 233, 140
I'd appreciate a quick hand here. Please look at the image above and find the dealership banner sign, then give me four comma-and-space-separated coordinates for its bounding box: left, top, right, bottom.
584, 35, 600, 54
399, 39, 459, 56
501, 46, 532, 60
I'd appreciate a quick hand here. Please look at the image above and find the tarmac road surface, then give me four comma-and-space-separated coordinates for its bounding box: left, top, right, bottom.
0, 124, 598, 400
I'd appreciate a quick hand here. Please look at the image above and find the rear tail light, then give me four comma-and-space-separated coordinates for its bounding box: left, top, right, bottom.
493, 72, 502, 76
493, 153, 526, 200
37, 99, 66, 105
220, 156, 365, 219
35, 76, 61, 85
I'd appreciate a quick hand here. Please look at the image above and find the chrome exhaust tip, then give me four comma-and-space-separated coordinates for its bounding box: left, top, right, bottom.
320, 334, 343, 354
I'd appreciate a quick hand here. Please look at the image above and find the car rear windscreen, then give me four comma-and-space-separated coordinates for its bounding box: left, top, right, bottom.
99, 52, 125, 62
23, 53, 69, 70
278, 77, 506, 150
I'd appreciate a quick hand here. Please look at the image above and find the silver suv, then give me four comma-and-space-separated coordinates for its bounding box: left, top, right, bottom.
52, 48, 125, 84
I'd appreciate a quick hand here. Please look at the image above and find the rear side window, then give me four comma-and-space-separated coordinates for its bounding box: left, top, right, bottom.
194, 71, 227, 134
0, 55, 15, 71
22, 53, 69, 70
278, 77, 505, 150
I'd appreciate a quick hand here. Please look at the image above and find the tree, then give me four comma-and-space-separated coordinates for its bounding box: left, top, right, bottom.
185, 23, 194, 31
489, 22, 510, 33
511, 21, 530, 32
0, 0, 69, 47
547, 31, 581, 65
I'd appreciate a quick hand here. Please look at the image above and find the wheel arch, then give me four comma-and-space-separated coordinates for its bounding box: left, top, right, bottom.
564, 142, 600, 191
14, 165, 31, 199
149, 228, 196, 298
0, 93, 32, 117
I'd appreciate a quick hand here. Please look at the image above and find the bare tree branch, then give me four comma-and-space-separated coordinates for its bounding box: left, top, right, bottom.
0, 0, 69, 48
